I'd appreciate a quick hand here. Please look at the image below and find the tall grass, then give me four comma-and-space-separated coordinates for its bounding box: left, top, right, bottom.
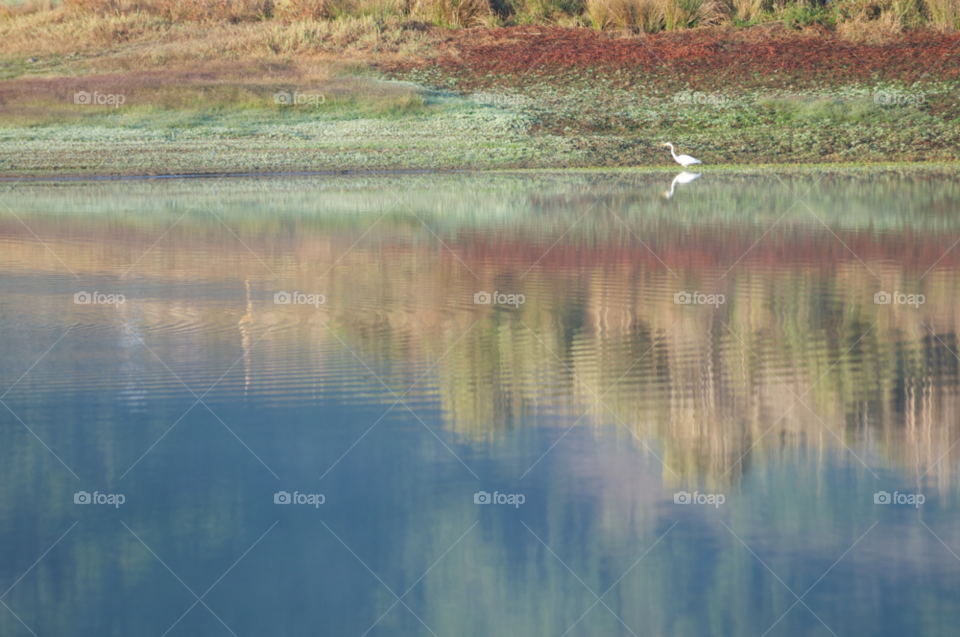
61, 0, 493, 25
664, 0, 728, 28
925, 0, 960, 29
411, 0, 491, 26
585, 0, 663, 31
731, 0, 769, 22
18, 0, 960, 31
505, 0, 584, 23
0, 0, 56, 16
62, 0, 275, 20
273, 0, 406, 20
584, 0, 727, 31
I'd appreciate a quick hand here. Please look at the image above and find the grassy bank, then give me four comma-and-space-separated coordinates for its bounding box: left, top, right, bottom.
8, 0, 960, 32
1, 7, 959, 176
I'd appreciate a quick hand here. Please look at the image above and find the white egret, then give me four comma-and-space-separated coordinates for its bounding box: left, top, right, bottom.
662, 143, 702, 168
663, 171, 701, 199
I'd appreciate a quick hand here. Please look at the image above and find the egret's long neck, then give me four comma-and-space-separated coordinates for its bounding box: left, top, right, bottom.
668, 145, 679, 161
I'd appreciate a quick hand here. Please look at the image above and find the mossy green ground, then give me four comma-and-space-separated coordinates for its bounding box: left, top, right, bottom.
2, 72, 958, 177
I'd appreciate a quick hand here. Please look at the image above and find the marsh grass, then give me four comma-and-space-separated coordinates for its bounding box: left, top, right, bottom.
731, 0, 769, 22
505, 0, 584, 23
4, 0, 960, 35
59, 0, 493, 24
0, 11, 437, 66
61, 0, 275, 21
757, 95, 932, 125
826, 0, 928, 40
583, 0, 728, 30
413, 0, 491, 25
272, 0, 408, 20
923, 0, 960, 27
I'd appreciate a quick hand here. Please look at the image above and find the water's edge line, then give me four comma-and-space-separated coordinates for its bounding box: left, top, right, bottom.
2, 162, 959, 184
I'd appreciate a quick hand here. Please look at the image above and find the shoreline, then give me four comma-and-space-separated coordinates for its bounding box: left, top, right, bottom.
4, 162, 960, 183
3, 25, 959, 179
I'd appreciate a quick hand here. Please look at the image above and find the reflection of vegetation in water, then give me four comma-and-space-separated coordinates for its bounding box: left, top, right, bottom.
426, 265, 960, 489
8, 172, 960, 229
3, 174, 960, 488
401, 447, 960, 637
4, 175, 960, 636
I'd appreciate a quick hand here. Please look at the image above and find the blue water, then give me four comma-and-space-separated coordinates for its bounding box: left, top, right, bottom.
1, 172, 959, 637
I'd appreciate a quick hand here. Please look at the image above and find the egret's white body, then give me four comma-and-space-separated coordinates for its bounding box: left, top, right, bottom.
662, 143, 702, 168
664, 171, 701, 199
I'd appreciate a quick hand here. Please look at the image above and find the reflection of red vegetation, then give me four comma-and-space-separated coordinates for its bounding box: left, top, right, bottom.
3, 219, 958, 276
439, 225, 960, 274
388, 26, 960, 85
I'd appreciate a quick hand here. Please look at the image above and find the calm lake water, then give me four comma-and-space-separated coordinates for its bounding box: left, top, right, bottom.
1, 171, 959, 637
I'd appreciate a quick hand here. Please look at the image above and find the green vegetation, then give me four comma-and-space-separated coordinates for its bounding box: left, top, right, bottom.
3, 78, 958, 176
2, 0, 959, 175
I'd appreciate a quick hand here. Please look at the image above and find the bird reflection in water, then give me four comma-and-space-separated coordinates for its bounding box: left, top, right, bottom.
663, 171, 702, 199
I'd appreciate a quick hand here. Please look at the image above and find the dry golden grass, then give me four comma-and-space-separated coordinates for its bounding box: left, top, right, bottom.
56, 0, 491, 24
62, 0, 275, 21
832, 0, 930, 40
0, 0, 56, 16
732, 0, 768, 21
411, 0, 491, 26
1, 0, 958, 62
585, 0, 663, 30
836, 11, 904, 40
0, 3, 442, 127
664, 0, 728, 28
272, 0, 408, 19
0, 8, 439, 66
584, 0, 727, 31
